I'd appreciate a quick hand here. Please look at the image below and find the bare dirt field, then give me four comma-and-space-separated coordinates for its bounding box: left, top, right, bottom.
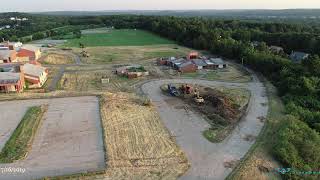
90, 92, 189, 179
0, 96, 105, 180
42, 53, 75, 65
60, 70, 150, 92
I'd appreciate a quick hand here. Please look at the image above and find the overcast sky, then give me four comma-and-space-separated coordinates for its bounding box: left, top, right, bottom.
1, 0, 320, 12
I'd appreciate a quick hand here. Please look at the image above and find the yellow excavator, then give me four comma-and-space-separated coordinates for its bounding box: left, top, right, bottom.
193, 87, 204, 105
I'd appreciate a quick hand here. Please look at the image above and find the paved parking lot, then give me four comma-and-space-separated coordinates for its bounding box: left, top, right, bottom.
0, 96, 105, 180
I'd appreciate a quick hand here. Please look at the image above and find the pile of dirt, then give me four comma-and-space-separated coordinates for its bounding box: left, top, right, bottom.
180, 86, 245, 126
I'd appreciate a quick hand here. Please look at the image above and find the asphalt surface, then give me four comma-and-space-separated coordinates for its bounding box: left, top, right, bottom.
141, 75, 268, 180
0, 96, 105, 180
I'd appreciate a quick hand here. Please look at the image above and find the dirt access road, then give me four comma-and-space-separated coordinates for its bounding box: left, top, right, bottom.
0, 96, 105, 180
141, 74, 268, 180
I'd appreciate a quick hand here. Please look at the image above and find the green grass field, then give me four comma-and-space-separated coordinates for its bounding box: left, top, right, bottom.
63, 29, 174, 47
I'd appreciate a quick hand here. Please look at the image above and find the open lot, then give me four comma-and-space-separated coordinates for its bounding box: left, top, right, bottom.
96, 93, 189, 179
41, 52, 75, 65
0, 96, 105, 180
73, 44, 192, 64
63, 29, 174, 47
180, 63, 252, 83
141, 76, 268, 180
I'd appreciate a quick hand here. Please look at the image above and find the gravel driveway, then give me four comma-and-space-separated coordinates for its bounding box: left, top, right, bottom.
141, 75, 268, 180
0, 96, 105, 180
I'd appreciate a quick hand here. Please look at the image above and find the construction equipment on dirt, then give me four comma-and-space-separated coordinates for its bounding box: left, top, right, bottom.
168, 84, 180, 97
80, 50, 90, 57
180, 84, 192, 94
193, 87, 205, 105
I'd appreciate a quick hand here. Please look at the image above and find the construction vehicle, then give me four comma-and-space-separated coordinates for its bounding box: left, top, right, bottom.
168, 84, 180, 97
193, 87, 205, 104
180, 84, 192, 94
80, 50, 90, 57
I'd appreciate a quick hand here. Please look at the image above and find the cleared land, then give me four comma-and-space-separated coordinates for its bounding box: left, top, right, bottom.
73, 44, 192, 64
59, 70, 147, 92
94, 93, 189, 179
161, 84, 250, 142
141, 77, 268, 180
0, 106, 46, 163
179, 63, 252, 83
63, 29, 174, 47
41, 53, 75, 65
0, 97, 105, 179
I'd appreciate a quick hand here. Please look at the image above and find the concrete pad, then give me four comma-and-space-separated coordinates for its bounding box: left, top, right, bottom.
0, 96, 105, 180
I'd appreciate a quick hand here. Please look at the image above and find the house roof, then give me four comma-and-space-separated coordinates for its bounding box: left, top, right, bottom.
290, 51, 309, 61
177, 61, 194, 68
0, 72, 21, 84
192, 59, 207, 67
210, 58, 225, 65
23, 63, 46, 77
0, 50, 10, 59
17, 48, 35, 57
270, 46, 283, 51
205, 60, 214, 65
171, 58, 186, 64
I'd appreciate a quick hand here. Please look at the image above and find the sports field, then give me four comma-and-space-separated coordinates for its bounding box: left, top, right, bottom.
63, 29, 174, 47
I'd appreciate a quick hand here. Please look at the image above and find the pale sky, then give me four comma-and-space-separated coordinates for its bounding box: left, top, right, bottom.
1, 0, 320, 12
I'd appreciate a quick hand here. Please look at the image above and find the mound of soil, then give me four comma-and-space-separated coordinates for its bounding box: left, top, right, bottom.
178, 86, 246, 126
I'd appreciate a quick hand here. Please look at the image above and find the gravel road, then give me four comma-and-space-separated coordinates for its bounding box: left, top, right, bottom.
0, 96, 105, 180
141, 74, 268, 180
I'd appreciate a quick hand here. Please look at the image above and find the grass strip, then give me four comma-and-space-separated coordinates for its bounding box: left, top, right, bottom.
0, 105, 47, 163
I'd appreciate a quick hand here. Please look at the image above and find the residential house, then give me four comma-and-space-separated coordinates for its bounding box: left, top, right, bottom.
0, 64, 25, 93
157, 57, 176, 65
171, 58, 187, 69
290, 51, 309, 63
0, 50, 17, 63
115, 65, 149, 79
269, 46, 284, 54
17, 45, 41, 62
0, 41, 23, 50
23, 63, 48, 88
209, 58, 227, 69
177, 61, 197, 73
192, 59, 207, 70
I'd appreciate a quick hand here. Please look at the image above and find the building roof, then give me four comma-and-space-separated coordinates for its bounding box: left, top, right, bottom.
210, 58, 225, 65
23, 63, 46, 77
171, 58, 186, 65
17, 48, 34, 57
177, 61, 194, 68
0, 50, 10, 59
270, 46, 283, 50
0, 72, 21, 84
290, 51, 309, 62
205, 60, 214, 65
192, 59, 207, 67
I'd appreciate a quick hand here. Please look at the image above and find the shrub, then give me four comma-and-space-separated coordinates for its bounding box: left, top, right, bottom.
274, 115, 320, 179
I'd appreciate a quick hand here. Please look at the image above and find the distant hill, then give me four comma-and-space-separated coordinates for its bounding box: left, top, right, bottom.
34, 9, 320, 19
